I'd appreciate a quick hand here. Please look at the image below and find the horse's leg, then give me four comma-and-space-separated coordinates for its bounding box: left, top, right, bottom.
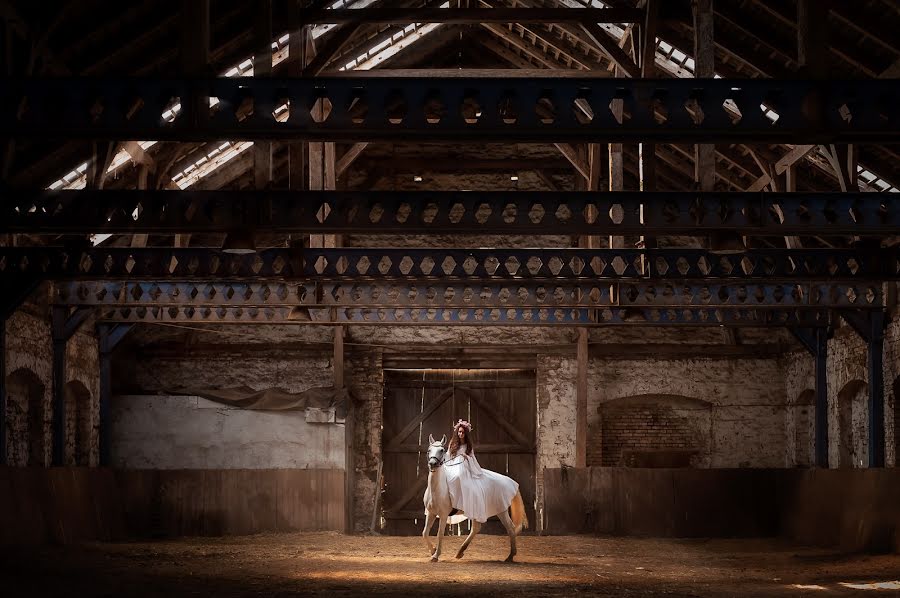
422, 511, 436, 556
455, 520, 480, 559
497, 510, 517, 563
431, 514, 447, 562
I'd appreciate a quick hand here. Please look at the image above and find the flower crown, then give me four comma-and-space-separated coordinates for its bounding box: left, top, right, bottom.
454, 419, 473, 432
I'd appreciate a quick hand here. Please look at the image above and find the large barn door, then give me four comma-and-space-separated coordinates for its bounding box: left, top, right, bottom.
381, 369, 536, 536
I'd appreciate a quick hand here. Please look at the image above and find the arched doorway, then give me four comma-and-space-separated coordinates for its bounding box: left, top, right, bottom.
794, 389, 815, 467
837, 380, 867, 468
64, 380, 92, 466
6, 368, 47, 467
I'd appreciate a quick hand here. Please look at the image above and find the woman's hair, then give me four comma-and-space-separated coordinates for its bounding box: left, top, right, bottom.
449, 424, 474, 456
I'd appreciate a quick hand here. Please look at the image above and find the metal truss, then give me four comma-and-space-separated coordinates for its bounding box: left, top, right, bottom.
54, 280, 883, 309
6, 247, 898, 281
91, 305, 829, 327
5, 190, 899, 236
3, 78, 896, 142
296, 7, 646, 23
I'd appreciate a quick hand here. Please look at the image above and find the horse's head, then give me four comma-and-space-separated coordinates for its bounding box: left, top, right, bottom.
426, 434, 447, 472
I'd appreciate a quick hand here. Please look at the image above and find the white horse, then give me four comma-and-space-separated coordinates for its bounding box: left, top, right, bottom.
422, 434, 528, 562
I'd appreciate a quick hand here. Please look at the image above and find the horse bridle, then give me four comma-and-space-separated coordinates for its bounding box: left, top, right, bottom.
427, 445, 464, 470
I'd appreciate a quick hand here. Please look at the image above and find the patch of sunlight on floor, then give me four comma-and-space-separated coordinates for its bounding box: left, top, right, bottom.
789, 584, 827, 590
839, 580, 900, 590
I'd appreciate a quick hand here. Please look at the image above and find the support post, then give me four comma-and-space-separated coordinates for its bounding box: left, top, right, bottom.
576, 327, 588, 468
51, 306, 67, 466
692, 0, 715, 194
335, 325, 353, 533
0, 316, 6, 465
179, 0, 210, 130
868, 311, 885, 467
814, 327, 829, 467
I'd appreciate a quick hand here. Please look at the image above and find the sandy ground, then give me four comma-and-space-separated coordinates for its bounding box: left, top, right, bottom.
3, 532, 900, 597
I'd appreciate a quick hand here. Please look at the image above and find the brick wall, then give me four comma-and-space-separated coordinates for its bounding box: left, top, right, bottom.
588, 357, 789, 468
592, 396, 711, 467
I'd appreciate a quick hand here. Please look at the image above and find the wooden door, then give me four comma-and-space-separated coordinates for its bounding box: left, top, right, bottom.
381, 369, 536, 535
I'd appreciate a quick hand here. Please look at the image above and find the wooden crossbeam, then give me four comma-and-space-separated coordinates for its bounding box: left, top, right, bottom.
579, 21, 640, 78
385, 387, 454, 451
459, 388, 533, 449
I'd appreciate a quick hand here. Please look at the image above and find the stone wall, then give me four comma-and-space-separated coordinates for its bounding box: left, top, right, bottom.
65, 328, 100, 465
5, 309, 52, 466
4, 284, 101, 468
782, 351, 814, 468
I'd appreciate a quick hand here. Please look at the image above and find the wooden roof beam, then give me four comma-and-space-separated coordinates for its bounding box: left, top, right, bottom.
578, 21, 640, 77
297, 7, 646, 24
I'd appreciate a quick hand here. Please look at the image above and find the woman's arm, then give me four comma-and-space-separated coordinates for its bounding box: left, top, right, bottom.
467, 450, 484, 478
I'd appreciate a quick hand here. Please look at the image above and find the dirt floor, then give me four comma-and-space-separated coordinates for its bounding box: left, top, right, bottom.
3, 532, 900, 597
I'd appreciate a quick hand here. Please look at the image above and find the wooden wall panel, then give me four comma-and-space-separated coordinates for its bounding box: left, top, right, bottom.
0, 467, 344, 544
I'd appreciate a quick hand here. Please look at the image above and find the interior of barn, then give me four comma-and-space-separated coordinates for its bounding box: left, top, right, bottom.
1, 0, 899, 595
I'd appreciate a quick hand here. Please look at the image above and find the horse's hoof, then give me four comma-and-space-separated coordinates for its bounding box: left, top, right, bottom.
504, 555, 515, 563
455, 551, 465, 559
430, 556, 439, 563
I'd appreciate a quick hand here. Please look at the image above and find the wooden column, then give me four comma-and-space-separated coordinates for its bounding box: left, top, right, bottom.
692, 0, 715, 195
814, 327, 829, 467
179, 0, 209, 130
50, 306, 67, 466
640, 0, 659, 78
608, 106, 624, 248
868, 311, 885, 467
254, 0, 273, 191
0, 317, 6, 465
797, 0, 827, 78
335, 325, 354, 533
576, 328, 589, 468
176, 0, 209, 250
98, 325, 114, 467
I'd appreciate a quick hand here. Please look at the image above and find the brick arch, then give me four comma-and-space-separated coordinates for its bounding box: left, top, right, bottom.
837, 379, 867, 468
6, 367, 47, 467
794, 389, 815, 467
592, 394, 712, 468
64, 380, 92, 466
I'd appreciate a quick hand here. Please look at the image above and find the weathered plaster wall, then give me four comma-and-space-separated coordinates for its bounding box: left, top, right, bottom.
347, 350, 384, 532
111, 394, 345, 469
535, 354, 576, 532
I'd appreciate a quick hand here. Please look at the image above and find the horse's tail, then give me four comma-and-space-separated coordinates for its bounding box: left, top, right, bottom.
510, 489, 528, 535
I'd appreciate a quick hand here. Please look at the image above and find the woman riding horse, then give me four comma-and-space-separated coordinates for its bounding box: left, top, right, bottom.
422, 419, 527, 562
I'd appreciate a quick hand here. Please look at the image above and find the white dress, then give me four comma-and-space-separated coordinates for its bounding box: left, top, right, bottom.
442, 444, 519, 524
